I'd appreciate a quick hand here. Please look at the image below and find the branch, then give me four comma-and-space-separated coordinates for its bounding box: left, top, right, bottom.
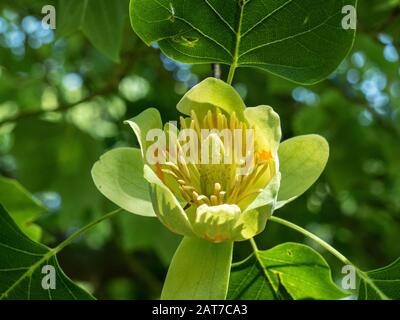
0, 86, 110, 127
211, 63, 222, 79
0, 48, 146, 127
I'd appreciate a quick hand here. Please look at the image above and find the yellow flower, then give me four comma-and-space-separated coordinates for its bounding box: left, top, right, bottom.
126, 78, 281, 242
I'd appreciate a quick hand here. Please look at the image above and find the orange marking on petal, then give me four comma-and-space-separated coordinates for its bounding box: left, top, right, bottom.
259, 150, 272, 161
155, 162, 164, 181
203, 234, 227, 243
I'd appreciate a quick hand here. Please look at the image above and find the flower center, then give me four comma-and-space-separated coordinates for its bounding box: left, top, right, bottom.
156, 110, 275, 209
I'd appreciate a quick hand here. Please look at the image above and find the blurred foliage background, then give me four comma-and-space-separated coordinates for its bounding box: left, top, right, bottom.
0, 0, 399, 299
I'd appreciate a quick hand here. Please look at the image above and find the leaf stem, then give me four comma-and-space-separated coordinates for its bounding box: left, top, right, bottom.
53, 208, 122, 254
227, 64, 237, 85
249, 237, 259, 253
268, 215, 390, 300
269, 216, 349, 264
227, 0, 246, 85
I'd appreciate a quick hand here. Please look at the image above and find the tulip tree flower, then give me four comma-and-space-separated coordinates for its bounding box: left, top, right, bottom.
92, 78, 329, 300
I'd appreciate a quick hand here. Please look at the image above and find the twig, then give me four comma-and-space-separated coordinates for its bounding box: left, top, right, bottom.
211, 63, 222, 79
0, 48, 146, 127
0, 87, 110, 126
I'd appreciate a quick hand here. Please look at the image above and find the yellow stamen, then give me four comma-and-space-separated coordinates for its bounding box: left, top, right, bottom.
160, 110, 275, 210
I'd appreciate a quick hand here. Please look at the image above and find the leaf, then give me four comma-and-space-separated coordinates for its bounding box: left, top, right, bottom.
228, 242, 348, 300
358, 258, 400, 300
58, 0, 129, 62
0, 205, 93, 300
130, 0, 357, 84
0, 177, 45, 242
276, 134, 329, 209
161, 237, 233, 299
91, 148, 155, 217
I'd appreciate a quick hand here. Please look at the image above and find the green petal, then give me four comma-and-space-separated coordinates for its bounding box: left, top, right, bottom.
144, 165, 194, 237
192, 204, 243, 242
276, 134, 329, 209
161, 236, 233, 300
124, 108, 162, 158
244, 105, 282, 154
91, 147, 155, 216
237, 172, 281, 240
235, 208, 269, 241
177, 77, 246, 120
245, 171, 281, 212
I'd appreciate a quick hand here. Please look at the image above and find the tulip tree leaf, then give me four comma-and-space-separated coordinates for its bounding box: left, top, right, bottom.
0, 177, 45, 242
130, 0, 357, 84
91, 148, 156, 217
358, 258, 400, 300
0, 205, 93, 300
276, 134, 329, 209
228, 242, 348, 300
161, 237, 233, 299
58, 0, 129, 62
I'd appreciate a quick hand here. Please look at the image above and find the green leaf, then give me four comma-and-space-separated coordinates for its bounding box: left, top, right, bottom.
58, 0, 129, 62
130, 0, 357, 84
92, 148, 155, 217
228, 242, 348, 300
276, 134, 329, 209
0, 205, 93, 300
0, 177, 44, 242
161, 237, 233, 299
358, 258, 400, 300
